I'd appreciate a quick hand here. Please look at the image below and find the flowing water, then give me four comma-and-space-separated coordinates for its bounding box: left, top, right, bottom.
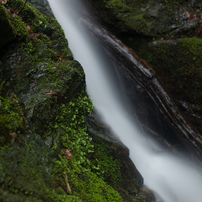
47, 0, 202, 201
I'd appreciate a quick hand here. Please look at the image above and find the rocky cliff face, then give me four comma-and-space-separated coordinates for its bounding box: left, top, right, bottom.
85, 0, 202, 147
0, 0, 152, 201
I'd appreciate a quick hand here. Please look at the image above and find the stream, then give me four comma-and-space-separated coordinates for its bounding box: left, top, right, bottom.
47, 0, 202, 201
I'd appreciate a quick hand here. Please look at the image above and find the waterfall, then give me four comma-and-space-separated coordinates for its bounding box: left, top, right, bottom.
47, 0, 202, 201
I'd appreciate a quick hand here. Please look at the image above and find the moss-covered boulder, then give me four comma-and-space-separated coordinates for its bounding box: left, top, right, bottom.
0, 0, 148, 201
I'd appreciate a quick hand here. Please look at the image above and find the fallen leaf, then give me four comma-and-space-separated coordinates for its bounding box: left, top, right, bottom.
29, 33, 41, 39
61, 149, 72, 160
59, 55, 67, 62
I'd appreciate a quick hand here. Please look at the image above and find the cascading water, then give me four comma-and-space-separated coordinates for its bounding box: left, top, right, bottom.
47, 0, 202, 201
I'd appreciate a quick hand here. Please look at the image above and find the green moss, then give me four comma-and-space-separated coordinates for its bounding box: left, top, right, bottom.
53, 155, 122, 202
90, 140, 122, 187
47, 91, 122, 201
132, 14, 147, 33
0, 189, 42, 202
11, 15, 28, 40
0, 135, 81, 202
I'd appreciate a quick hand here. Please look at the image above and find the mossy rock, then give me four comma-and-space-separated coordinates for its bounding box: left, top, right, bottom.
0, 136, 58, 201
0, 0, 128, 201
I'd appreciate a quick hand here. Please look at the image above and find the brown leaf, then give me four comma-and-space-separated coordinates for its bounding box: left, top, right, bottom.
42, 91, 58, 96
29, 33, 41, 39
61, 149, 72, 160
59, 55, 67, 62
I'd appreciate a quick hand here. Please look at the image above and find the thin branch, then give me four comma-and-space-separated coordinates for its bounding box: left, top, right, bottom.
17, 0, 28, 15
64, 174, 72, 194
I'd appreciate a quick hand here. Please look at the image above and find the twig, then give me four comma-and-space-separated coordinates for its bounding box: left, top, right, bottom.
17, 0, 28, 15
64, 174, 72, 194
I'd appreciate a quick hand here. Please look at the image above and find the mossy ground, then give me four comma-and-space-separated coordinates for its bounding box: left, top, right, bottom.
0, 0, 124, 201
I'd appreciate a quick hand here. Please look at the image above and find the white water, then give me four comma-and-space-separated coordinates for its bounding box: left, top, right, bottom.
47, 1, 202, 201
